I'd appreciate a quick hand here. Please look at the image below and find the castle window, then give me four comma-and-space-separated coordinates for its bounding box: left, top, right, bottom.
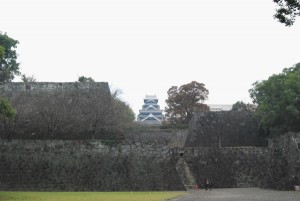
298, 143, 300, 149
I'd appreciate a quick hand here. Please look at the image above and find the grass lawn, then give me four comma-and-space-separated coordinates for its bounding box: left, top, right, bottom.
0, 191, 186, 201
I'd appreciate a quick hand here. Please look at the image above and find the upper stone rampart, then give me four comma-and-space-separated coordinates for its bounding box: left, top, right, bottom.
0, 82, 121, 140
0, 82, 110, 93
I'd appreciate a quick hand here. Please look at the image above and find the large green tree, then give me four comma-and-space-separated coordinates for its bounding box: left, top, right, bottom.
273, 0, 300, 26
165, 81, 209, 125
249, 63, 300, 136
0, 32, 20, 82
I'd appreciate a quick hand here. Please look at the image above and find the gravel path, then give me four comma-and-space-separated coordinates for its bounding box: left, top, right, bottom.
170, 188, 300, 201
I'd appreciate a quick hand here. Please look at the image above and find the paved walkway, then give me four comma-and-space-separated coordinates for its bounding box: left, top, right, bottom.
170, 188, 300, 201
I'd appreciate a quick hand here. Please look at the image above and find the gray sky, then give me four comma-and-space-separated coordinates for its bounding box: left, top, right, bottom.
2, 0, 300, 117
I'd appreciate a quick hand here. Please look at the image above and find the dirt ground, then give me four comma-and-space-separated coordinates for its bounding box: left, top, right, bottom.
170, 188, 300, 201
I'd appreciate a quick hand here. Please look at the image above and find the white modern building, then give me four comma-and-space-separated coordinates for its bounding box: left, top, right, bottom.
208, 104, 232, 112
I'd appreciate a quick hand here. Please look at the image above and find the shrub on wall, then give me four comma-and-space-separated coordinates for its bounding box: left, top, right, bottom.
0, 82, 124, 140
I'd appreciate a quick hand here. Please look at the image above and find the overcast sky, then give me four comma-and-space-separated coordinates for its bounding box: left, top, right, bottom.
2, 0, 300, 117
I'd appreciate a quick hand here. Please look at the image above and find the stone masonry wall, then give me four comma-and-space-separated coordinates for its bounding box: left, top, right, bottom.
0, 140, 185, 191
180, 132, 300, 190
267, 132, 300, 189
124, 127, 188, 147
0, 131, 299, 190
186, 111, 267, 147
181, 147, 269, 188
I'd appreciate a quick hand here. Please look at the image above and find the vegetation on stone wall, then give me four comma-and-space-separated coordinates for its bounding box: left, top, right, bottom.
77, 76, 135, 131
112, 96, 135, 131
77, 76, 95, 83
0, 83, 125, 140
231, 101, 256, 112
249, 63, 300, 136
0, 97, 16, 139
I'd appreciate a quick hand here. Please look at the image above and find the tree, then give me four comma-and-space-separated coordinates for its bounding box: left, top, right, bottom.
21, 74, 36, 83
0, 32, 20, 82
273, 0, 300, 26
110, 88, 135, 130
231, 101, 256, 112
0, 97, 16, 139
249, 62, 300, 136
112, 99, 135, 129
165, 81, 209, 125
36, 92, 67, 140
0, 97, 16, 119
78, 76, 95, 83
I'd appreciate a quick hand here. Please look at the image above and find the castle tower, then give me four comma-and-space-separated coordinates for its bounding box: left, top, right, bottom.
137, 95, 164, 125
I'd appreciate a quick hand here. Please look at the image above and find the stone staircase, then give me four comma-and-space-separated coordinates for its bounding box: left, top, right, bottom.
176, 157, 197, 190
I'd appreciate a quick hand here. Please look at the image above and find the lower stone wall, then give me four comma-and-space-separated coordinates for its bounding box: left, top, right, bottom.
267, 132, 300, 189
181, 132, 300, 190
182, 147, 269, 188
1, 132, 299, 191
0, 140, 185, 191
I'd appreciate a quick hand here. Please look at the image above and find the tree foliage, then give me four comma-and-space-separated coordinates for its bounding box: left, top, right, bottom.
110, 88, 135, 129
273, 0, 300, 26
165, 81, 209, 125
0, 32, 20, 82
78, 76, 95, 83
112, 99, 135, 129
0, 97, 16, 139
231, 101, 256, 112
0, 83, 122, 140
249, 63, 300, 136
0, 97, 16, 119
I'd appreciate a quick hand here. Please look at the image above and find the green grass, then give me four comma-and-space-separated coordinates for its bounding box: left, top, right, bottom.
0, 191, 186, 201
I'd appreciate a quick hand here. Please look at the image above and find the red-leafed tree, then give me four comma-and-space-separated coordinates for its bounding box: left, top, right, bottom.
165, 81, 209, 125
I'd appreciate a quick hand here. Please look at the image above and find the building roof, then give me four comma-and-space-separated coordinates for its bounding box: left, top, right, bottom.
208, 104, 232, 111
145, 95, 157, 100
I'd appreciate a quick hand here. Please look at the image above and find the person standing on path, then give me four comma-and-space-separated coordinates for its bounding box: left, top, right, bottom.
204, 178, 212, 191
204, 178, 209, 191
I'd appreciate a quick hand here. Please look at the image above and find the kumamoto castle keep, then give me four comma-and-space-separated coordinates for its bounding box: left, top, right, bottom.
0, 82, 299, 192
137, 95, 164, 124
136, 94, 233, 125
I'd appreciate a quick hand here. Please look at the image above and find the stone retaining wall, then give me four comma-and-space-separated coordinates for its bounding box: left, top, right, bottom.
0, 140, 184, 191
267, 132, 300, 189
1, 134, 299, 191
124, 127, 188, 147
181, 147, 269, 188
186, 111, 267, 147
